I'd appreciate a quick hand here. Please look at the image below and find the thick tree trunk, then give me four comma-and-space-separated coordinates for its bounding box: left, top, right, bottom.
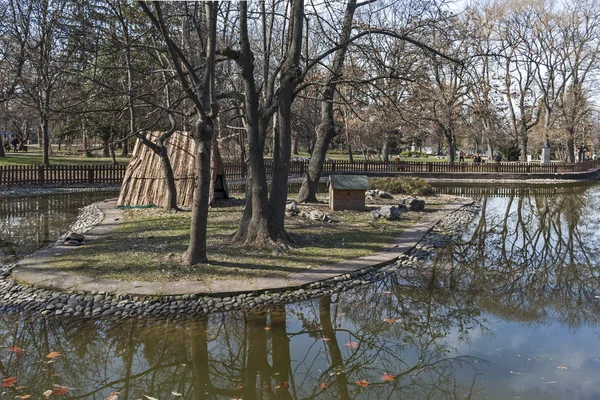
183, 136, 212, 265
0, 137, 5, 158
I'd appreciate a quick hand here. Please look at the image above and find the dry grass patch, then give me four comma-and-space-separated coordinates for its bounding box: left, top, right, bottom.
50, 196, 446, 283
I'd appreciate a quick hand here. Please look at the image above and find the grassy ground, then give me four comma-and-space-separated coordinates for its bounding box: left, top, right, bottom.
0, 146, 130, 166
50, 195, 449, 283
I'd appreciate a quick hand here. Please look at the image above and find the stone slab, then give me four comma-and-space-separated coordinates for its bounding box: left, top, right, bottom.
74, 279, 127, 294
34, 275, 95, 291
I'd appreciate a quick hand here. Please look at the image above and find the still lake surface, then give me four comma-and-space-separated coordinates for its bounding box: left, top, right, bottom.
0, 184, 599, 399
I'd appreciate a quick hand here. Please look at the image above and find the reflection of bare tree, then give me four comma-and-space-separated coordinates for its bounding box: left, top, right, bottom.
0, 286, 481, 400
0, 192, 117, 263
435, 185, 600, 329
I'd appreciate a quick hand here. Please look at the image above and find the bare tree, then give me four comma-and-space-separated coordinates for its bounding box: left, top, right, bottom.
139, 1, 219, 265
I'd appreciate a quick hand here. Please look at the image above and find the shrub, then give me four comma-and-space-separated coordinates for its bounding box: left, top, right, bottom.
370, 177, 435, 196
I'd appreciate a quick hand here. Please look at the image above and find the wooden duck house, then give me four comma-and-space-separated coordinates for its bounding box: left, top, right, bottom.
328, 175, 369, 211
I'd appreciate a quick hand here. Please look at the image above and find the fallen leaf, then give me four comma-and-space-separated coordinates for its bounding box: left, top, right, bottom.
106, 392, 120, 400
382, 373, 395, 382
318, 382, 327, 389
43, 390, 53, 397
171, 392, 182, 397
276, 382, 288, 389
51, 386, 69, 395
237, 384, 244, 390
344, 341, 359, 349
15, 386, 26, 390
517, 354, 522, 359
556, 365, 568, 370
264, 327, 271, 331
356, 379, 369, 387
52, 374, 60, 377
16, 395, 32, 399
46, 352, 61, 359
7, 347, 24, 355
321, 338, 331, 342
0, 376, 17, 387
143, 396, 158, 400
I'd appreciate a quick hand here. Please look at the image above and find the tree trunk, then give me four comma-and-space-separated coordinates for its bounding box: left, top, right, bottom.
292, 135, 299, 155
298, 117, 333, 203
486, 138, 493, 161
519, 121, 528, 162
183, 135, 212, 265
270, 105, 292, 238
110, 143, 117, 165
566, 131, 575, 164
445, 132, 455, 164
157, 142, 178, 211
209, 130, 228, 205
297, 0, 357, 203
0, 137, 5, 158
347, 142, 353, 163
103, 139, 110, 157
381, 136, 390, 162
41, 117, 50, 166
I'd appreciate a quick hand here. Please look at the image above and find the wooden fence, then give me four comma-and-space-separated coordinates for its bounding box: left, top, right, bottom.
224, 159, 600, 179
1, 159, 600, 186
0, 164, 126, 186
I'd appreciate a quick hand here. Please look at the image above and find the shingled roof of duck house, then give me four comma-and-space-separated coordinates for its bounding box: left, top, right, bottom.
328, 175, 369, 211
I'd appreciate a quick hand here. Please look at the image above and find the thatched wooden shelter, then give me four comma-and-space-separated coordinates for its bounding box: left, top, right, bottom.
117, 131, 227, 208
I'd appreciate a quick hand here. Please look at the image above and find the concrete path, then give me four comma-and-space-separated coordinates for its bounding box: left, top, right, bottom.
12, 197, 472, 296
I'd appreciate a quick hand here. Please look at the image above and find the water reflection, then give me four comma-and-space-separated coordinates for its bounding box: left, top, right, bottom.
0, 192, 118, 263
0, 184, 599, 398
0, 284, 480, 399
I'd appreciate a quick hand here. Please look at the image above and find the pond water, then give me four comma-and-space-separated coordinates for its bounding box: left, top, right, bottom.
1, 184, 600, 399
0, 191, 119, 263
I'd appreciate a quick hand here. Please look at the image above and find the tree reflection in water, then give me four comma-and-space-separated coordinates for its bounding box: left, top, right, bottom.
0, 282, 481, 399
1, 185, 599, 398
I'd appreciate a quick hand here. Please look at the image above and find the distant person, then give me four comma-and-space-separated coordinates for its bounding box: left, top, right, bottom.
3, 140, 9, 152
11, 137, 17, 152
494, 153, 502, 163
459, 151, 465, 163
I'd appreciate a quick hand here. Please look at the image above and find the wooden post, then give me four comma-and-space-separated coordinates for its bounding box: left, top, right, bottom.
38, 165, 45, 185
88, 167, 94, 184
